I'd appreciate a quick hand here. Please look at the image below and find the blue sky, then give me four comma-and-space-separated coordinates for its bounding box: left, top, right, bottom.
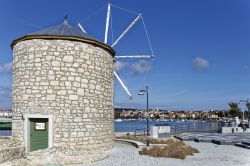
0, 0, 250, 110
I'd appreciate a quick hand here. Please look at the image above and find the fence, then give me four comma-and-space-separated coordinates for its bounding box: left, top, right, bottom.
170, 122, 219, 134
134, 128, 147, 136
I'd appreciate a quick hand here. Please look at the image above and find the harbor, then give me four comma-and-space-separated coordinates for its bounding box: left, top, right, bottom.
1, 0, 250, 165
2, 119, 250, 166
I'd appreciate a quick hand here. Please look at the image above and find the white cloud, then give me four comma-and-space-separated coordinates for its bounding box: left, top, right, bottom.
130, 60, 152, 74
114, 61, 128, 72
0, 62, 12, 73
193, 57, 210, 70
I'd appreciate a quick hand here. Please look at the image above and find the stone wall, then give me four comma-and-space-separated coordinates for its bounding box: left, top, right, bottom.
0, 146, 25, 164
12, 39, 114, 151
0, 138, 25, 164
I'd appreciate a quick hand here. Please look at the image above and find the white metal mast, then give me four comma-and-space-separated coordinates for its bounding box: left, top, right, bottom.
104, 3, 111, 44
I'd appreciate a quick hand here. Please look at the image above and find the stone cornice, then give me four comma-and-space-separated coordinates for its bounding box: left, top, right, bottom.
11, 35, 116, 56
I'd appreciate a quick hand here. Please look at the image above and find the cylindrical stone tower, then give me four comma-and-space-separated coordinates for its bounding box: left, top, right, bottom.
11, 20, 115, 163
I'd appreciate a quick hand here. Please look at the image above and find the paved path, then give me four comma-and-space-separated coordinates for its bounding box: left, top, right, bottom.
175, 133, 250, 143
78, 142, 250, 166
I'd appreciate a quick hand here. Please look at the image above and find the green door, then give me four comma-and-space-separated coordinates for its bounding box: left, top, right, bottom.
30, 118, 48, 152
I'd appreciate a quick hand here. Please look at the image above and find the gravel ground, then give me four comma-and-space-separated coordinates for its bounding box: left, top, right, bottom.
77, 141, 250, 166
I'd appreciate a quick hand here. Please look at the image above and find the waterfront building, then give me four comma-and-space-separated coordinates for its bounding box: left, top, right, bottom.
0, 110, 12, 118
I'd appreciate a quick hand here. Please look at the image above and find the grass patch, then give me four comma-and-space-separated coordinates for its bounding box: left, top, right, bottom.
139, 145, 199, 159
117, 136, 199, 159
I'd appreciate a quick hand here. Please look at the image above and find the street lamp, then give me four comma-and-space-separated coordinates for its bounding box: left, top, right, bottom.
138, 86, 149, 136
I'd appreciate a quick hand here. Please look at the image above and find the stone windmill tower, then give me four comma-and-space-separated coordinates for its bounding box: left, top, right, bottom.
10, 3, 153, 164
11, 18, 115, 162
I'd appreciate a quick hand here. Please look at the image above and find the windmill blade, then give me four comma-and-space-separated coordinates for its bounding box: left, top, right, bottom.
115, 55, 154, 59
114, 70, 132, 99
77, 23, 87, 33
111, 14, 142, 48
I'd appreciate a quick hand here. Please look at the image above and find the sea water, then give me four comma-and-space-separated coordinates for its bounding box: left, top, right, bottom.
0, 120, 215, 136
0, 130, 11, 136
115, 120, 194, 132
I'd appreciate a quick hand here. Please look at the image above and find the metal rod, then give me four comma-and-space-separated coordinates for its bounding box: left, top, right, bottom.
248, 101, 250, 126
77, 23, 87, 33
104, 3, 111, 44
146, 86, 149, 136
115, 55, 154, 59
111, 14, 142, 47
114, 70, 132, 99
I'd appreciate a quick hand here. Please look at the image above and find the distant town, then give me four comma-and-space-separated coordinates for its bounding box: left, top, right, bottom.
0, 108, 246, 121
0, 109, 12, 118
115, 108, 230, 120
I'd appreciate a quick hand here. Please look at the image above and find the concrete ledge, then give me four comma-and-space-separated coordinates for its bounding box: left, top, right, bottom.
115, 139, 145, 151
235, 143, 250, 149
211, 139, 235, 145
194, 138, 212, 143
173, 135, 184, 141
174, 135, 194, 141
242, 141, 250, 146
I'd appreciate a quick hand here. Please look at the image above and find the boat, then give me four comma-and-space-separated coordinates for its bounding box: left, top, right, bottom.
115, 119, 123, 122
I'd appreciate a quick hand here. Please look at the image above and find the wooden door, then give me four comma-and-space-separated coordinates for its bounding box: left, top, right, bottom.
29, 118, 48, 151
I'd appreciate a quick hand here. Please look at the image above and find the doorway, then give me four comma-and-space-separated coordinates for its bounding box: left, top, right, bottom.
29, 118, 48, 151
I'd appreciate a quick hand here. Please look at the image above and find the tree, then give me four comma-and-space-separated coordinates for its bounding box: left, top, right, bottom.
228, 102, 241, 118
218, 111, 224, 118
225, 111, 229, 117
246, 102, 250, 119
154, 114, 160, 119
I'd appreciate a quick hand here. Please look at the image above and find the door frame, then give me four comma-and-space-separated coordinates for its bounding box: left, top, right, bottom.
24, 114, 53, 152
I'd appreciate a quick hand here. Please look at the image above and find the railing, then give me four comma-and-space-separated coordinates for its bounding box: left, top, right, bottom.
170, 122, 219, 134
134, 128, 147, 136
0, 122, 12, 130
131, 122, 219, 136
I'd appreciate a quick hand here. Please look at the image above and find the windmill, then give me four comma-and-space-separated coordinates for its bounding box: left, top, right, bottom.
78, 3, 155, 99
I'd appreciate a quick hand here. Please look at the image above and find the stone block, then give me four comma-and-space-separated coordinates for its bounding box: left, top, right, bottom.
50, 81, 59, 86
77, 89, 85, 96
69, 95, 78, 100
63, 56, 73, 62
